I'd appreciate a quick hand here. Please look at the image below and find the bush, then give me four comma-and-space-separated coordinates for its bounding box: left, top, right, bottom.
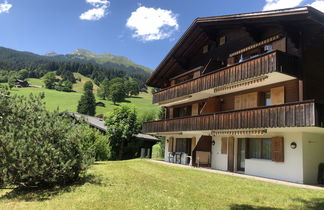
105, 105, 140, 160
94, 134, 111, 161
0, 87, 95, 187
80, 127, 111, 161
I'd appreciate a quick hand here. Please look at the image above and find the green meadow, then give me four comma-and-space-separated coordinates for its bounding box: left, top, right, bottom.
1, 159, 324, 210
6, 75, 159, 117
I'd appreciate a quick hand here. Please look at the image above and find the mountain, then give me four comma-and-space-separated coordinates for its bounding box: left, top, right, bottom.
44, 51, 61, 57
66, 49, 152, 73
0, 46, 152, 85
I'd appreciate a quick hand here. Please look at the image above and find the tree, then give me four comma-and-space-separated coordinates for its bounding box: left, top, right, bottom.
125, 78, 140, 97
16, 69, 29, 80
77, 81, 96, 116
97, 78, 110, 100
158, 107, 166, 120
7, 76, 16, 89
55, 80, 73, 92
109, 82, 126, 104
0, 87, 95, 187
105, 105, 140, 160
43, 72, 56, 89
61, 71, 76, 83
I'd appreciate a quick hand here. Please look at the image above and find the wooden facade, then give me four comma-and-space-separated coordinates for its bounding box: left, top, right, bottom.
144, 7, 324, 136
143, 100, 323, 133
153, 51, 298, 104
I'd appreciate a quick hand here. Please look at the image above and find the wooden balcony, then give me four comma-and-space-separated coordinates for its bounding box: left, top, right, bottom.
153, 50, 298, 104
143, 101, 324, 134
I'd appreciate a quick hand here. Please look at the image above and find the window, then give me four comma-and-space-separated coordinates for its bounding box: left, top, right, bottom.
173, 105, 192, 118
265, 92, 271, 106
203, 45, 209, 54
175, 138, 191, 154
248, 138, 272, 160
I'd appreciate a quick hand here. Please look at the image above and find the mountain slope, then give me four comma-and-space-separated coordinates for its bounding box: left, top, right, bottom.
0, 46, 152, 75
65, 49, 152, 73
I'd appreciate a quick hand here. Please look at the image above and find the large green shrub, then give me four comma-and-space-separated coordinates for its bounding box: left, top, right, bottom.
0, 87, 95, 187
105, 105, 140, 160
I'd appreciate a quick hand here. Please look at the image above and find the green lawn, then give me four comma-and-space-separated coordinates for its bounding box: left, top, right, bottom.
1, 160, 324, 210
8, 77, 159, 117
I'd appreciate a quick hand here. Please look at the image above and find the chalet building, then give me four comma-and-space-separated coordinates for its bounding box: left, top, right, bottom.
143, 7, 324, 184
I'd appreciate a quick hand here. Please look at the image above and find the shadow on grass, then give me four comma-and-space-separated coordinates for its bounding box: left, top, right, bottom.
230, 198, 324, 210
230, 204, 283, 210
129, 96, 143, 99
292, 198, 324, 210
0, 173, 104, 202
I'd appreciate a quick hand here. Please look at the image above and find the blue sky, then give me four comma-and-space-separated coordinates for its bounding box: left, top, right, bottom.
0, 0, 323, 69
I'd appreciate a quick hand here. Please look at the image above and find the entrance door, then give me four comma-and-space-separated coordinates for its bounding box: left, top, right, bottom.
227, 137, 235, 172
237, 138, 246, 171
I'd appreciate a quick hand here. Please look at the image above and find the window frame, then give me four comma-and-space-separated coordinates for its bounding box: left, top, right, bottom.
247, 138, 272, 160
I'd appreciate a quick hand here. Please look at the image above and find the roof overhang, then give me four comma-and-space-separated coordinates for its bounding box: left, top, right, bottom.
147, 6, 324, 88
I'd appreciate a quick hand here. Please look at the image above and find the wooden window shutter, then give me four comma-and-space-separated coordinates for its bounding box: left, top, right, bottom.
248, 92, 259, 108
168, 137, 174, 152
234, 95, 242, 110
221, 137, 228, 154
272, 137, 284, 162
191, 137, 196, 155
271, 86, 285, 105
169, 108, 174, 119
192, 103, 199, 116
193, 71, 201, 79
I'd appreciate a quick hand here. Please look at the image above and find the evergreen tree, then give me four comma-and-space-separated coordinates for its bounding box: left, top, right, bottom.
0, 87, 95, 187
77, 81, 96, 116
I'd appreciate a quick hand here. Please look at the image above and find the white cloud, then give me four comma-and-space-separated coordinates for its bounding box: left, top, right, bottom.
310, 1, 324, 12
263, 0, 305, 11
126, 6, 179, 41
80, 0, 109, 21
0, 0, 12, 14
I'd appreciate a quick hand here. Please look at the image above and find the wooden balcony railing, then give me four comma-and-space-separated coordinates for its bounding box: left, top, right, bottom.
153, 50, 298, 104
143, 101, 324, 133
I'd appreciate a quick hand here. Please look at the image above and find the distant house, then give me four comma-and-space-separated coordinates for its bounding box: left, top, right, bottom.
143, 7, 324, 185
96, 102, 105, 107
68, 112, 159, 159
15, 79, 29, 88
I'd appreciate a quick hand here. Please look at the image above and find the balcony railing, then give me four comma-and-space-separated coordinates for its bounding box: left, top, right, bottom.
153, 50, 298, 104
143, 101, 324, 133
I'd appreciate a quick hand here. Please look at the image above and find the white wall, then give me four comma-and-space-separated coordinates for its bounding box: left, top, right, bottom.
302, 132, 324, 184
211, 136, 228, 171
211, 132, 305, 183
246, 132, 304, 183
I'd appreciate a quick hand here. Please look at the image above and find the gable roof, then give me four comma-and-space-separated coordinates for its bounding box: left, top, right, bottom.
147, 6, 324, 88
68, 112, 159, 141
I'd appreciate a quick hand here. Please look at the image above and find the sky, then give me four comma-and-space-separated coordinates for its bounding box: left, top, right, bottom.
0, 0, 323, 70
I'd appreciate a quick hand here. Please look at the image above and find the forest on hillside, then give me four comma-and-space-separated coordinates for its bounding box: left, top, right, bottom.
0, 47, 151, 87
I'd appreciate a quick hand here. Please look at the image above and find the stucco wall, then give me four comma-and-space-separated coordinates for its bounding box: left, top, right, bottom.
211, 136, 228, 171
211, 132, 305, 183
302, 132, 324, 184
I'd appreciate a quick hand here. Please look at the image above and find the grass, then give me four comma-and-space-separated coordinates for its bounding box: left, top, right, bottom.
8, 77, 159, 116
73, 73, 99, 93
0, 159, 324, 209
